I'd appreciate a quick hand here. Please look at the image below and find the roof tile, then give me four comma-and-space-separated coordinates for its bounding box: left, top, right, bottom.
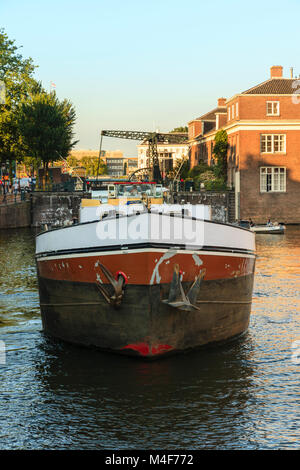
242, 78, 296, 94
196, 106, 227, 121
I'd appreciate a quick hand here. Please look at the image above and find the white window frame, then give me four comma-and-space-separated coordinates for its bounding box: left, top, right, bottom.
260, 134, 286, 153
260, 167, 286, 192
266, 101, 280, 116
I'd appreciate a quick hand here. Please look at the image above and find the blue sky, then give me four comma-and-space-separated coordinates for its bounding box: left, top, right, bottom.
1, 0, 300, 155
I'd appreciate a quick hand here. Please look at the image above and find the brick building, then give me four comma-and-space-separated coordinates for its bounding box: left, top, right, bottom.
188, 66, 300, 223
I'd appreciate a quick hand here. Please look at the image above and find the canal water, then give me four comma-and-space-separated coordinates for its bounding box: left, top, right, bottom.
0, 227, 300, 450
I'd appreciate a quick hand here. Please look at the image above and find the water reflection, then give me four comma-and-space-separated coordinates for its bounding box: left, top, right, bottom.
0, 229, 39, 330
27, 334, 256, 449
0, 228, 300, 449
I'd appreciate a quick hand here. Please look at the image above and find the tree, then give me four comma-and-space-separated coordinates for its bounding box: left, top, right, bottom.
0, 28, 37, 104
0, 29, 39, 178
17, 91, 78, 185
188, 161, 210, 179
188, 138, 228, 191
22, 155, 40, 177
166, 157, 190, 181
212, 129, 228, 181
80, 156, 107, 177
195, 171, 226, 190
66, 155, 78, 169
170, 126, 188, 133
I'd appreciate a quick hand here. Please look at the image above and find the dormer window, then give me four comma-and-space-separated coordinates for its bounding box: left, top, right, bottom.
266, 101, 280, 116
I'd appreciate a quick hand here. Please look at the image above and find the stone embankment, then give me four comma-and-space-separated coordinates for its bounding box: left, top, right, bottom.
0, 194, 31, 229
0, 191, 90, 230
0, 190, 235, 229
173, 190, 235, 223
31, 191, 90, 228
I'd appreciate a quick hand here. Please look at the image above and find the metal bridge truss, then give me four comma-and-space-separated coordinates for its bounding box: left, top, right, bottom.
98, 130, 188, 182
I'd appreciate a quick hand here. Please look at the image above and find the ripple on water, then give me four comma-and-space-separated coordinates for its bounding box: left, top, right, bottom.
1, 227, 300, 449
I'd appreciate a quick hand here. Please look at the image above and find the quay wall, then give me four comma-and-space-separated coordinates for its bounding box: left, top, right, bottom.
0, 191, 234, 230
0, 201, 31, 229
173, 191, 235, 223
32, 191, 234, 227
31, 192, 90, 228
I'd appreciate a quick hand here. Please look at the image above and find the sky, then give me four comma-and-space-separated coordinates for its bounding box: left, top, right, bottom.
1, 0, 300, 156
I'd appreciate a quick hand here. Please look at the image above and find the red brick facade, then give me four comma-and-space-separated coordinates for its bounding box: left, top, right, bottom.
188, 66, 300, 223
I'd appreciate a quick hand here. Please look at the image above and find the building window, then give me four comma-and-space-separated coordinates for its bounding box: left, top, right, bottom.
266, 101, 280, 116
228, 107, 230, 121
236, 102, 238, 117
232, 104, 234, 119
260, 134, 285, 153
260, 167, 286, 192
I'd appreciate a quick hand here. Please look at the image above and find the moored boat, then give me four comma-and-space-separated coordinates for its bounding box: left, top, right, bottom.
250, 224, 285, 234
35, 182, 256, 359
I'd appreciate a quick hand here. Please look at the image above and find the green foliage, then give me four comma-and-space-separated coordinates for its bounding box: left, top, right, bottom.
22, 155, 40, 176
189, 150, 227, 191
212, 129, 228, 181
176, 158, 227, 190
66, 155, 78, 169
0, 28, 37, 106
192, 167, 227, 191
202, 177, 227, 191
81, 156, 107, 176
17, 91, 78, 171
0, 29, 40, 174
168, 158, 190, 180
170, 126, 188, 133
66, 155, 107, 177
188, 161, 210, 178
0, 29, 79, 185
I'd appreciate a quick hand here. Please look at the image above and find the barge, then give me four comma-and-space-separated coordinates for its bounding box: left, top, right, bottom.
35, 182, 256, 358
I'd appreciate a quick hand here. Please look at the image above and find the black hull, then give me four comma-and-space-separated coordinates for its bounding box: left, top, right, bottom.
37, 273, 255, 359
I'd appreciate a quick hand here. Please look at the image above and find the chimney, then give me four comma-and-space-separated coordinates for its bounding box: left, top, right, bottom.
270, 65, 283, 78
290, 67, 294, 78
218, 97, 226, 107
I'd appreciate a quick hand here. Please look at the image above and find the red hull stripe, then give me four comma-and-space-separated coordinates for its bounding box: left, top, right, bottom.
122, 343, 173, 356
37, 250, 255, 284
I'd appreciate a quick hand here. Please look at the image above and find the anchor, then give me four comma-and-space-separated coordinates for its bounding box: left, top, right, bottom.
95, 263, 127, 308
162, 264, 206, 311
